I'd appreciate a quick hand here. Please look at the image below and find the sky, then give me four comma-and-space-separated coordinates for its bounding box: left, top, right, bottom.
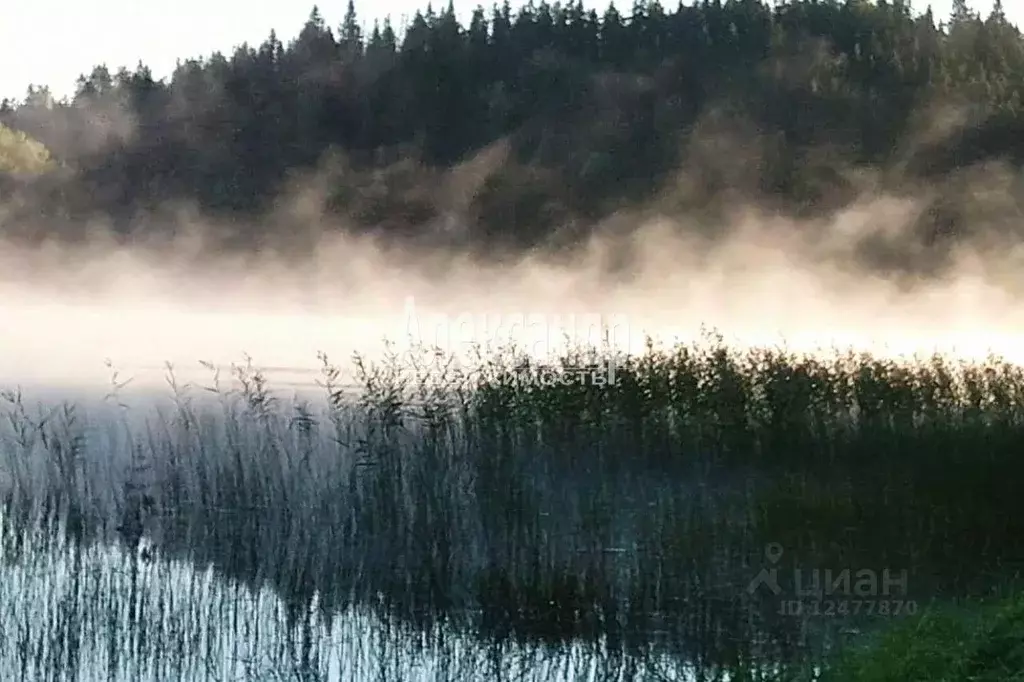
1, 0, 1018, 103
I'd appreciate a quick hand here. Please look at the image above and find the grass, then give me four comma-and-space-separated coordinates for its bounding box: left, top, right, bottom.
824, 593, 1024, 681
2, 331, 1024, 678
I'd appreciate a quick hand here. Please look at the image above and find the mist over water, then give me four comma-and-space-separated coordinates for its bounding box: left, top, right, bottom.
4, 186, 1024, 400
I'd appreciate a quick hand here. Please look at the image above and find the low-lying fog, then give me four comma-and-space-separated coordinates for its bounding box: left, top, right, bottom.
3, 194, 1024, 407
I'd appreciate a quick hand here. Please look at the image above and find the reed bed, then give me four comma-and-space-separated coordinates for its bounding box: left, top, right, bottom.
2, 331, 1024, 678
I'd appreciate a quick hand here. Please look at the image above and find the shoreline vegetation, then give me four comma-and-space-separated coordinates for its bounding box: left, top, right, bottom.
2, 335, 1024, 679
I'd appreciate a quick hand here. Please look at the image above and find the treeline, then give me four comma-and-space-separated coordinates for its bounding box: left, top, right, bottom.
1, 0, 1023, 255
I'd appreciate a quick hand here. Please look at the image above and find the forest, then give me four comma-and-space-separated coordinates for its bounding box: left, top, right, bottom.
0, 0, 1023, 263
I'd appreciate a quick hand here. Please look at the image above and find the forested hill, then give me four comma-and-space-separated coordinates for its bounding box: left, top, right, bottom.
2, 0, 1024, 265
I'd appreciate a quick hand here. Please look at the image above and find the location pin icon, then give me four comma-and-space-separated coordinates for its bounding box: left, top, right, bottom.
765, 542, 784, 564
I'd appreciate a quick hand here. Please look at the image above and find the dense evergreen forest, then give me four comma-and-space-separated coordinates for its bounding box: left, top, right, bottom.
2, 0, 1024, 265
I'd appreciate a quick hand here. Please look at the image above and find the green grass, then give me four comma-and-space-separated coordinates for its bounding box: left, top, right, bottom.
2, 333, 1024, 678
824, 594, 1024, 681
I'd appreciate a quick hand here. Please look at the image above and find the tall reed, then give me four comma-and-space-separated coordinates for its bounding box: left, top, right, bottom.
2, 332, 1023, 674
